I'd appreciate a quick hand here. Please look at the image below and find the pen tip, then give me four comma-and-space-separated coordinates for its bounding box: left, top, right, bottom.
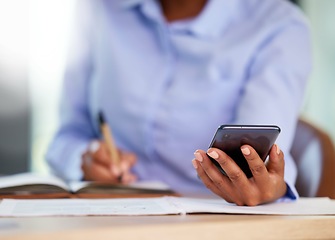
98, 111, 105, 125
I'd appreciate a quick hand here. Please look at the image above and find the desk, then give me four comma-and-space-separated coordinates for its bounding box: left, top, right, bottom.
1, 214, 335, 240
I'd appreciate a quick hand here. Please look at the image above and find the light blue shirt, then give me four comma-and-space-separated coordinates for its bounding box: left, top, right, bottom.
47, 0, 312, 196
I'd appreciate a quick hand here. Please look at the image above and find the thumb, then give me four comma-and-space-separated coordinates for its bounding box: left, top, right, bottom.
266, 144, 285, 177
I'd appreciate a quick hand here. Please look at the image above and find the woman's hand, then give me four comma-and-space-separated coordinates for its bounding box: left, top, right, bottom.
81, 140, 137, 184
192, 144, 287, 206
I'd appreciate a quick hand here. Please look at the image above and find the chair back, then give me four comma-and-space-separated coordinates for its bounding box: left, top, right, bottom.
290, 118, 335, 198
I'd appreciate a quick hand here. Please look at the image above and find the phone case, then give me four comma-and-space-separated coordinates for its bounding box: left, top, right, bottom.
208, 125, 281, 178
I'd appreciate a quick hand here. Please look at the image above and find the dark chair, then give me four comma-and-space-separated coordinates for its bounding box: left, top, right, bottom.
290, 118, 335, 199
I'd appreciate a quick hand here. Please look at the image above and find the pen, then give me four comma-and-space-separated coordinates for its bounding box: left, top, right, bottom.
98, 111, 121, 168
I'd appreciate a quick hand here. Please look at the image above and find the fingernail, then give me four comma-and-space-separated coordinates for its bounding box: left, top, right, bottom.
194, 151, 203, 162
207, 149, 219, 159
111, 166, 121, 176
120, 161, 128, 172
192, 159, 198, 169
241, 146, 250, 156
89, 140, 100, 153
276, 144, 281, 155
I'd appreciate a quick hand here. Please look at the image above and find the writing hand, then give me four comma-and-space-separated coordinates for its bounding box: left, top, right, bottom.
192, 144, 287, 206
81, 140, 137, 184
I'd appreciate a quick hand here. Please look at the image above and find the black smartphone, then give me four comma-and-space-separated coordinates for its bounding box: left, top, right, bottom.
208, 125, 281, 178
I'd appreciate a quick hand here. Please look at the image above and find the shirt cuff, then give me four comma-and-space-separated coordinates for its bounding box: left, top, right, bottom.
284, 183, 298, 200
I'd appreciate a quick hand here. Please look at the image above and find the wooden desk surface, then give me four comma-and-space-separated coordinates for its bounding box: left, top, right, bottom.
1, 214, 335, 240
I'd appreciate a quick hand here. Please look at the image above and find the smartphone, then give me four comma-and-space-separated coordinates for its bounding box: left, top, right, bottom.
208, 125, 281, 178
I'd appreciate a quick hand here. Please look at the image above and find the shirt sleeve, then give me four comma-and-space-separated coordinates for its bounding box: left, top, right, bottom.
46, 0, 97, 181
235, 17, 312, 199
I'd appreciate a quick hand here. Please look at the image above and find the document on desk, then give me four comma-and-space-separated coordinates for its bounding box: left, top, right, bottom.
1, 197, 335, 217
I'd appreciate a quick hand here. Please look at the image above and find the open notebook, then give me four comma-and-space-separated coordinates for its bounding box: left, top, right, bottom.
0, 172, 177, 199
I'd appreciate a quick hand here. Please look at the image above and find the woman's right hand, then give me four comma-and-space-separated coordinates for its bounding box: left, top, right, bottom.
81, 140, 137, 184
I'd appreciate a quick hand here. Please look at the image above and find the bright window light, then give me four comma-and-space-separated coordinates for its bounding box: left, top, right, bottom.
29, 0, 76, 173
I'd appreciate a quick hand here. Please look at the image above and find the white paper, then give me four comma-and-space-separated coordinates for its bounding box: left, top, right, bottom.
0, 198, 178, 217
1, 197, 335, 217
172, 197, 335, 215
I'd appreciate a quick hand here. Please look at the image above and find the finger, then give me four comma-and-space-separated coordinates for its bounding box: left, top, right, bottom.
83, 160, 120, 182
89, 142, 122, 177
195, 150, 232, 189
241, 145, 268, 183
119, 151, 137, 172
82, 152, 92, 167
82, 141, 100, 168
90, 142, 113, 166
207, 148, 248, 185
120, 172, 137, 184
192, 158, 233, 202
207, 148, 250, 204
194, 150, 237, 202
82, 149, 120, 182
120, 151, 137, 166
81, 152, 95, 179
267, 144, 285, 177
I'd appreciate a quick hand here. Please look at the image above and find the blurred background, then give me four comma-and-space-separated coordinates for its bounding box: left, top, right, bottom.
0, 0, 334, 175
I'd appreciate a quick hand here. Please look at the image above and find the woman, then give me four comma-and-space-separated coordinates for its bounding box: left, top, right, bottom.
47, 0, 311, 205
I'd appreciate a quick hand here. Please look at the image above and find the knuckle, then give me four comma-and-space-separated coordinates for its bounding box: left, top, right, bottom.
92, 149, 102, 160
196, 171, 205, 180
82, 153, 92, 166
245, 153, 259, 163
215, 179, 226, 189
250, 164, 265, 176
203, 181, 212, 190
215, 158, 230, 173
262, 191, 275, 201
216, 157, 229, 167
201, 163, 212, 172
228, 171, 243, 182
243, 191, 260, 206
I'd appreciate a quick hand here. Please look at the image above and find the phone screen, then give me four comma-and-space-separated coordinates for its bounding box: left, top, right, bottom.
208, 125, 281, 178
